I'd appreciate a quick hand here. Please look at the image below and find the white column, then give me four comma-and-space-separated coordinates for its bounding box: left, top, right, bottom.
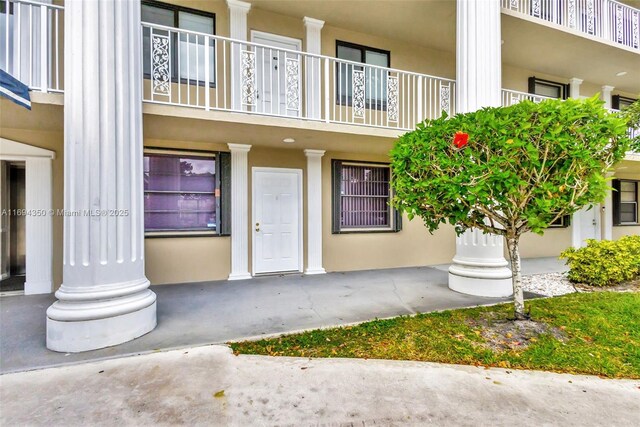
228, 143, 252, 280
449, 0, 512, 298
303, 17, 324, 120
304, 149, 325, 274
569, 77, 583, 99
227, 0, 251, 111
601, 85, 615, 109
24, 157, 53, 294
46, 0, 156, 352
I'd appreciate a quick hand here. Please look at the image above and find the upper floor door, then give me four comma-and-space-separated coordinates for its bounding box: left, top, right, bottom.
250, 31, 302, 118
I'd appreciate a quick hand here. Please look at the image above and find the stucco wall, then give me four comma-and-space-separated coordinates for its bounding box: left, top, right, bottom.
0, 100, 64, 290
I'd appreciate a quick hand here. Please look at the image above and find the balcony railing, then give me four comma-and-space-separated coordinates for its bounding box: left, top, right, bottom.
502, 0, 640, 50
502, 89, 639, 144
141, 22, 455, 131
501, 88, 556, 106
1, 0, 64, 92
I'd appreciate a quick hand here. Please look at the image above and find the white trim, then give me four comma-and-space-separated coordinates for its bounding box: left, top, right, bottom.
228, 143, 252, 280
304, 149, 325, 275
303, 18, 324, 120
250, 31, 303, 51
0, 139, 54, 295
251, 167, 304, 276
0, 138, 55, 159
0, 86, 31, 109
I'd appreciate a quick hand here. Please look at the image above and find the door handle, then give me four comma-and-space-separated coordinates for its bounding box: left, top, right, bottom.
255, 222, 260, 232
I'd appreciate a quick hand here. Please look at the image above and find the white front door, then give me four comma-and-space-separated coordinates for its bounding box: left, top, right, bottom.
253, 168, 303, 274
577, 205, 600, 247
251, 31, 302, 117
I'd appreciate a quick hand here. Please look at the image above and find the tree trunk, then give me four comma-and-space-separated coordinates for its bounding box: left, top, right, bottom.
506, 236, 527, 320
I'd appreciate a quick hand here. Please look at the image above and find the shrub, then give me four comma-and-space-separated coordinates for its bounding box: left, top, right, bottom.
560, 236, 640, 286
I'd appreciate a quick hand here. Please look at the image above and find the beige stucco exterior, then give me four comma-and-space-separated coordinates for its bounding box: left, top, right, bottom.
1, 0, 639, 290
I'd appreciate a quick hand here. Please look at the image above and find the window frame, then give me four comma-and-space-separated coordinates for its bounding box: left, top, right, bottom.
335, 40, 391, 111
331, 159, 402, 234
528, 76, 568, 100
612, 95, 637, 110
141, 0, 217, 88
143, 147, 230, 238
548, 215, 570, 228
613, 179, 639, 226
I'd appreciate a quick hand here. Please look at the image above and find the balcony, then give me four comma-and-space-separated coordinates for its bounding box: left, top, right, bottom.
501, 0, 640, 51
140, 23, 455, 132
501, 88, 640, 143
1, 0, 636, 139
0, 0, 456, 133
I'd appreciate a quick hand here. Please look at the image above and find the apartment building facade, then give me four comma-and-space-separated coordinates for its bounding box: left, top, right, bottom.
0, 0, 638, 351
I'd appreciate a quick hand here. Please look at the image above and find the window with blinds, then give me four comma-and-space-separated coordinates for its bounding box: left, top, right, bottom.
613, 179, 639, 225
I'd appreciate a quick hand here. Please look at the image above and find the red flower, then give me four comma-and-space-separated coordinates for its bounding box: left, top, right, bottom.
453, 132, 469, 149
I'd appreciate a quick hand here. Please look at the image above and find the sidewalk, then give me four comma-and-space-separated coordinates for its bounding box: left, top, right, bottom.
0, 258, 567, 374
1, 344, 637, 426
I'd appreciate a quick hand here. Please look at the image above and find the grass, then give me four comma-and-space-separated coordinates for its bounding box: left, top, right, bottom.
230, 292, 640, 379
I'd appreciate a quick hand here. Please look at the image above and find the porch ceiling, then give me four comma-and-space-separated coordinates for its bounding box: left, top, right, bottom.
501, 14, 640, 94
142, 104, 401, 154
247, 0, 457, 53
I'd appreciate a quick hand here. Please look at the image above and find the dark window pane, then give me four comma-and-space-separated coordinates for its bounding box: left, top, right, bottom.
143, 153, 216, 232
534, 82, 561, 98
142, 4, 174, 26
620, 203, 637, 223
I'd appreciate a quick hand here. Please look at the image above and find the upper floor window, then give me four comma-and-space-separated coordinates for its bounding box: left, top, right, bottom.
336, 41, 390, 109
528, 77, 567, 99
612, 95, 637, 111
141, 1, 216, 85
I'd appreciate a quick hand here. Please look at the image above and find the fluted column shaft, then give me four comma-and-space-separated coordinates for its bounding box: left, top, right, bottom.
47, 0, 156, 352
449, 0, 512, 298
228, 143, 252, 280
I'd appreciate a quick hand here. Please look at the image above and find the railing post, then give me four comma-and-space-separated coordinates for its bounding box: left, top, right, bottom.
603, 0, 609, 41
204, 36, 210, 111
40, 4, 48, 93
416, 76, 424, 125
324, 57, 330, 123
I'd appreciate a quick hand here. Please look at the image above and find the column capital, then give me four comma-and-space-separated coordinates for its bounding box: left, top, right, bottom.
228, 143, 252, 153
601, 85, 615, 92
569, 77, 584, 85
226, 0, 251, 13
303, 17, 325, 30
304, 149, 325, 157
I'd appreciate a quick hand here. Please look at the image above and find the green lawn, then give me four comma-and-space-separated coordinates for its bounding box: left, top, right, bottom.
230, 292, 640, 379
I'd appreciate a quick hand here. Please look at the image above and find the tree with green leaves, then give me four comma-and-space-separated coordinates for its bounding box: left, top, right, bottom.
390, 96, 630, 320
619, 99, 640, 152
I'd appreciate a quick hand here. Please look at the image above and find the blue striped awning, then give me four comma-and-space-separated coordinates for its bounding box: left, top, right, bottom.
0, 69, 31, 110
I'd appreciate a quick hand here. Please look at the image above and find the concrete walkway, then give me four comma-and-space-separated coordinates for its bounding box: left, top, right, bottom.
1, 345, 637, 426
0, 258, 567, 374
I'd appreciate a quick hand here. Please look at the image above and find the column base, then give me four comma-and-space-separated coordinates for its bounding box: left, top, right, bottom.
305, 268, 326, 275
228, 272, 252, 281
46, 287, 157, 353
448, 264, 513, 298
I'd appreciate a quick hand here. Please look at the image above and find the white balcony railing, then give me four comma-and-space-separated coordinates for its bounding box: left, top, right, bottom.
141, 22, 455, 131
503, 89, 639, 144
501, 88, 556, 106
1, 0, 64, 92
502, 0, 640, 50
